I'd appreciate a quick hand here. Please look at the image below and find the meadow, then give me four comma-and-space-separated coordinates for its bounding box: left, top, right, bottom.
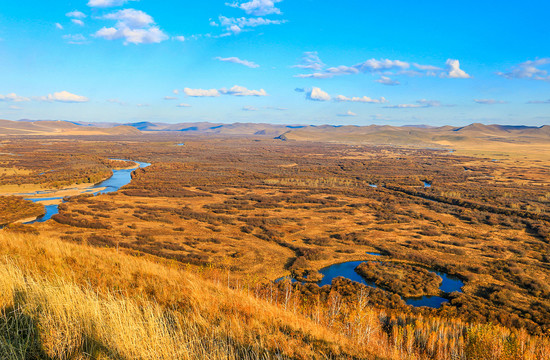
0, 133, 549, 358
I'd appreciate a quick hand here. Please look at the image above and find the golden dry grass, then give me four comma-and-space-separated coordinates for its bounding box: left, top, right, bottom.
0, 231, 549, 359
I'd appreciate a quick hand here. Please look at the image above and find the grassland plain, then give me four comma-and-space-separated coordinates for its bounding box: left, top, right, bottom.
0, 132, 549, 358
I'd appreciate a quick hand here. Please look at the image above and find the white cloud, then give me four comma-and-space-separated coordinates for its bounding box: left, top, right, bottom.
355, 59, 410, 72
242, 106, 258, 111
334, 95, 387, 103
184, 88, 220, 97
0, 93, 30, 102
376, 76, 400, 86
292, 51, 324, 71
227, 0, 283, 16
87, 0, 134, 7
102, 8, 152, 28
164, 96, 178, 100
63, 34, 87, 44
177, 103, 191, 107
55, 23, 64, 30
66, 10, 87, 19
444, 59, 471, 79
173, 89, 179, 95
173, 36, 185, 42
294, 55, 410, 79
216, 56, 259, 68
219, 85, 267, 96
294, 53, 471, 81
306, 87, 331, 102
72, 19, 85, 26
39, 91, 89, 103
183, 85, 267, 97
497, 58, 550, 81
95, 9, 168, 45
265, 106, 287, 110
338, 110, 357, 117
8, 105, 23, 110
217, 15, 286, 35
474, 99, 508, 105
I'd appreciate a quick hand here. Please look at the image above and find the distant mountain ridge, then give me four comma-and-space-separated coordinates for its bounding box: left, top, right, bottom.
0, 120, 548, 147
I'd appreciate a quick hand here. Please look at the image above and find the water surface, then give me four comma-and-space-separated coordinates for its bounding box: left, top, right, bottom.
24, 160, 150, 224
278, 260, 464, 309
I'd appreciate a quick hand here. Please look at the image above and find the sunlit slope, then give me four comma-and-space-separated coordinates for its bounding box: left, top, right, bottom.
280, 123, 550, 159
0, 230, 549, 359
0, 119, 141, 136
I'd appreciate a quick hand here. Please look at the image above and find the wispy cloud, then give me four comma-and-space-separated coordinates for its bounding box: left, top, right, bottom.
220, 85, 267, 96
334, 94, 387, 103
413, 63, 442, 72
384, 99, 443, 109
63, 34, 88, 45
265, 106, 287, 111
338, 110, 357, 117
38, 91, 89, 103
474, 99, 508, 105
182, 85, 267, 97
302, 87, 386, 104
216, 56, 259, 68
497, 58, 550, 81
527, 99, 550, 104
216, 16, 286, 35
0, 93, 30, 102
293, 53, 471, 81
184, 88, 220, 97
226, 0, 283, 16
55, 23, 64, 30
71, 19, 85, 26
66, 10, 87, 19
292, 51, 324, 71
107, 98, 127, 105
177, 103, 191, 107
94, 9, 168, 45
173, 36, 185, 42
87, 0, 135, 8
242, 106, 258, 111
376, 76, 400, 86
164, 96, 178, 100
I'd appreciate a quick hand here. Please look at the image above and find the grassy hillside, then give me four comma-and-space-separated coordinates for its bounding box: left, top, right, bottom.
0, 230, 549, 359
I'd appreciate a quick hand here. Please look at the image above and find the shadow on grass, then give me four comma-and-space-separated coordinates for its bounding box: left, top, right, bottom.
0, 291, 125, 360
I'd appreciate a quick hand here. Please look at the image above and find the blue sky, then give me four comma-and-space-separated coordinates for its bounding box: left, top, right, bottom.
0, 0, 549, 126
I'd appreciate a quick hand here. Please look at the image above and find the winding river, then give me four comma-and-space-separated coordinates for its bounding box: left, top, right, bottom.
279, 259, 464, 309
24, 160, 150, 224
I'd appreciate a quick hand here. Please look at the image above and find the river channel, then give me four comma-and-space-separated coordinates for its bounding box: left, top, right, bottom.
24, 160, 150, 224
279, 258, 464, 308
